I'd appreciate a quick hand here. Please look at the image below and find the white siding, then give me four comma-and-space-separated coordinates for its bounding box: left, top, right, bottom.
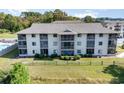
19, 33, 111, 56
26, 34, 40, 56
94, 34, 108, 55
74, 34, 87, 55
48, 34, 60, 55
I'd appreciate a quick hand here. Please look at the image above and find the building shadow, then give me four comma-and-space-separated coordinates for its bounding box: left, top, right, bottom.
0, 48, 18, 59
103, 65, 124, 84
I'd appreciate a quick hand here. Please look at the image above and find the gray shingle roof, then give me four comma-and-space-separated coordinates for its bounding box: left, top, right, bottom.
52, 20, 82, 24
104, 20, 124, 24
17, 23, 119, 34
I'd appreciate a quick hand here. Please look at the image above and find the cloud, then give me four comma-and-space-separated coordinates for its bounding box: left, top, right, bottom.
74, 10, 98, 18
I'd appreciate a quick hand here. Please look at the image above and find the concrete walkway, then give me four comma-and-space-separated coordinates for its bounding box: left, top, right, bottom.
116, 52, 124, 58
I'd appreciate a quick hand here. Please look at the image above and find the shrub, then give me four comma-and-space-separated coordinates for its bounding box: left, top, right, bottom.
39, 54, 45, 58
60, 56, 64, 60
74, 55, 81, 60
9, 63, 30, 84
83, 54, 87, 57
1, 63, 30, 84
69, 56, 72, 60
79, 54, 84, 58
87, 54, 93, 57
34, 53, 40, 58
121, 44, 124, 49
50, 54, 58, 58
0, 29, 10, 33
65, 56, 70, 60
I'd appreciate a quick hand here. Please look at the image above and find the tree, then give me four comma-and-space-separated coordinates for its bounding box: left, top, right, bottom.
83, 16, 95, 23
53, 9, 68, 21
3, 14, 17, 32
0, 63, 30, 84
9, 63, 30, 84
43, 11, 53, 22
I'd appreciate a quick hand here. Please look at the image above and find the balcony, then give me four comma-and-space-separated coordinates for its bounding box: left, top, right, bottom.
18, 34, 26, 40
18, 45, 27, 48
40, 34, 48, 41
40, 41, 48, 49
109, 34, 117, 39
61, 46, 74, 49
108, 44, 116, 48
87, 34, 95, 40
61, 35, 74, 41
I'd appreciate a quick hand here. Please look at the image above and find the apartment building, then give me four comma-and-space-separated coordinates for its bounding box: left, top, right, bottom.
17, 21, 119, 56
103, 21, 124, 38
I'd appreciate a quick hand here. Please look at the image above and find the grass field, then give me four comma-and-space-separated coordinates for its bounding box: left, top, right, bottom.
1, 48, 124, 83
28, 65, 113, 84
0, 33, 17, 38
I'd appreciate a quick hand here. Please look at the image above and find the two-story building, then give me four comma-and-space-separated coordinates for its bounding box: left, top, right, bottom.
17, 21, 119, 57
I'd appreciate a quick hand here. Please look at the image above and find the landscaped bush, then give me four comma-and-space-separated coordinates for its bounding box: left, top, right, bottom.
60, 56, 64, 60
64, 56, 70, 60
50, 54, 58, 58
60, 55, 81, 60
34, 53, 40, 58
39, 54, 45, 58
74, 55, 81, 60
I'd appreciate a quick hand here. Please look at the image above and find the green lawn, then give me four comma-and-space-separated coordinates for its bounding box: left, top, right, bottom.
1, 48, 124, 83
0, 33, 17, 38
28, 65, 113, 84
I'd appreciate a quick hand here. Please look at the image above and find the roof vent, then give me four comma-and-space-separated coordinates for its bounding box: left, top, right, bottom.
64, 30, 71, 32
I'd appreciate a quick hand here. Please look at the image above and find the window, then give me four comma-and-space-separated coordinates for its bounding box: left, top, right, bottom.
40, 41, 48, 48
40, 49, 48, 55
40, 34, 48, 40
99, 34, 103, 37
32, 34, 36, 37
53, 34, 57, 37
32, 50, 35, 54
77, 34, 82, 37
99, 42, 103, 45
18, 41, 26, 45
53, 42, 57, 46
86, 49, 94, 54
61, 35, 74, 41
87, 41, 95, 47
77, 42, 81, 46
32, 42, 36, 46
19, 49, 27, 54
61, 42, 74, 49
18, 34, 26, 40
77, 50, 81, 54
61, 50, 74, 56
87, 34, 95, 39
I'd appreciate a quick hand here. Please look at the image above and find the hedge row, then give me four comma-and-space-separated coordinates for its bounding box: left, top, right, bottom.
60, 55, 81, 60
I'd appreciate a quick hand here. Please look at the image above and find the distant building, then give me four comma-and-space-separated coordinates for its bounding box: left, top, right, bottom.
103, 20, 124, 38
17, 21, 119, 57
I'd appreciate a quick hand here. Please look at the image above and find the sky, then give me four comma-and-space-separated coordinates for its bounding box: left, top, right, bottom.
0, 9, 124, 18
